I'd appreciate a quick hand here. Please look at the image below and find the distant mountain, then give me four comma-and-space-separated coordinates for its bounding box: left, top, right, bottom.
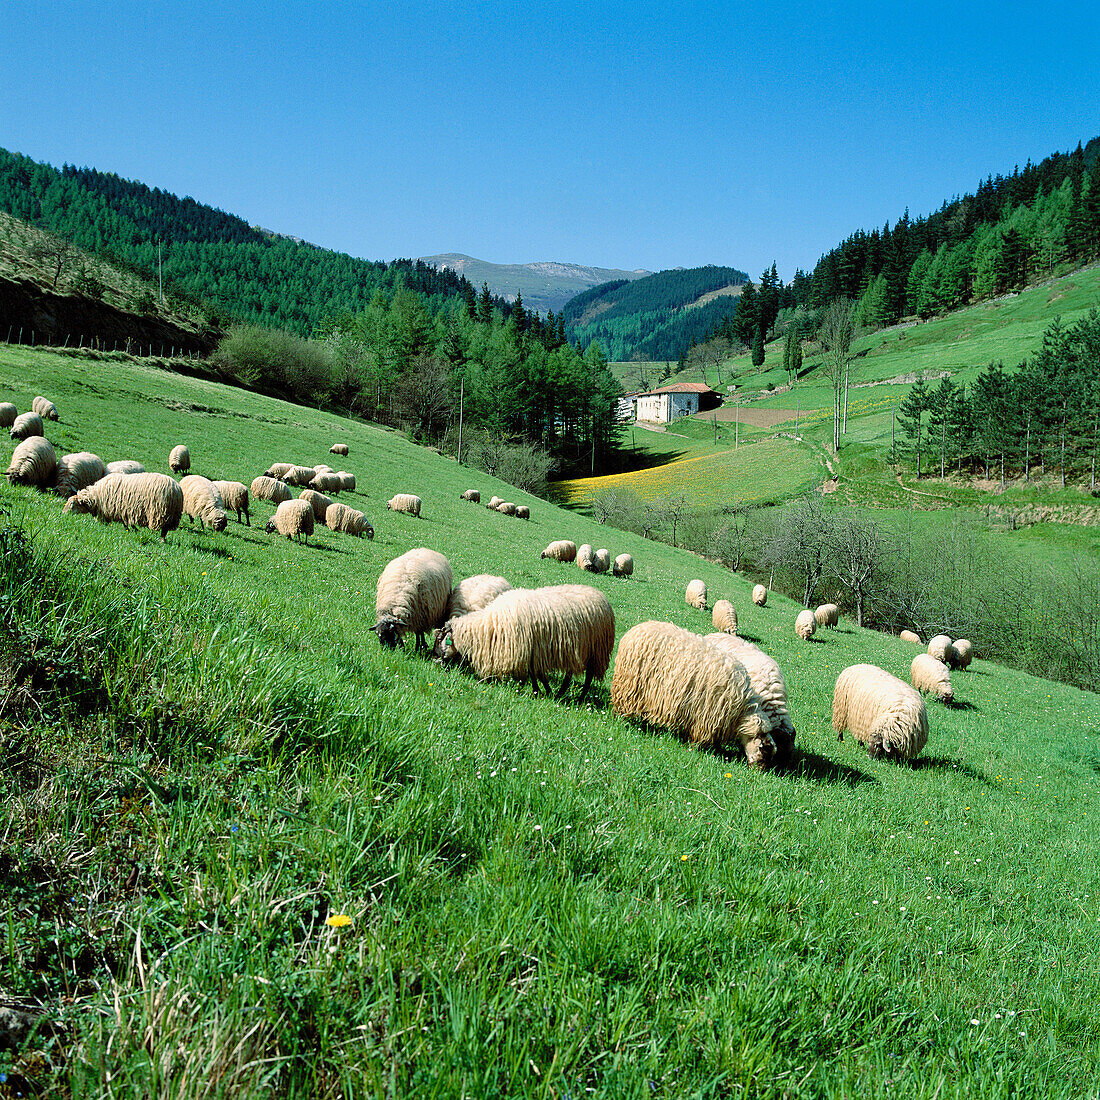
418, 253, 650, 315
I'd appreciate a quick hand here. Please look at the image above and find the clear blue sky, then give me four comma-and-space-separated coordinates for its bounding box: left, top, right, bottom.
3, 0, 1099, 282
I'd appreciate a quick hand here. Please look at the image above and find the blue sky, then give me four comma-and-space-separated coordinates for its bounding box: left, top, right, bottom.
3, 0, 1099, 281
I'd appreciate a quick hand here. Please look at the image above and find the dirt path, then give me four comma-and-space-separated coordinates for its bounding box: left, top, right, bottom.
704, 406, 798, 428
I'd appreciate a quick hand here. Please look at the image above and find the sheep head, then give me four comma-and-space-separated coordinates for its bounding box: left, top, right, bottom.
64, 492, 94, 515
432, 625, 461, 663
364, 522, 375, 540
372, 617, 406, 648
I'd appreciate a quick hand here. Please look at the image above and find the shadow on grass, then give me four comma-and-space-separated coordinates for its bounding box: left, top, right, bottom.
181, 541, 233, 559
780, 748, 877, 786
946, 699, 979, 712
910, 756, 993, 784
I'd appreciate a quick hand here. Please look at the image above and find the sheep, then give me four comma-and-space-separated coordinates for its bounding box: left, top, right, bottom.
712, 599, 738, 635
486, 496, 505, 510
0, 402, 16, 428
815, 603, 840, 628
64, 472, 184, 540
435, 584, 614, 702
794, 609, 817, 640
250, 475, 293, 505
832, 663, 928, 762
610, 621, 777, 767
613, 553, 633, 577
927, 634, 958, 669
515, 505, 530, 520
180, 475, 229, 532
264, 498, 315, 543
593, 548, 611, 574
705, 633, 795, 766
954, 639, 973, 670
752, 584, 768, 607
911, 653, 954, 705
265, 462, 294, 480
299, 488, 333, 522
336, 471, 355, 493
313, 464, 334, 474
387, 493, 422, 517
576, 544, 596, 572
496, 501, 518, 516
106, 460, 144, 475
900, 630, 922, 644
685, 579, 707, 610
309, 471, 342, 494
32, 396, 59, 421
324, 501, 373, 539
373, 548, 453, 650
10, 412, 44, 441
461, 489, 481, 503
213, 480, 251, 525
283, 465, 318, 488
54, 452, 106, 498
169, 445, 190, 474
446, 574, 513, 619
6, 436, 57, 487
542, 540, 577, 563
330, 443, 349, 456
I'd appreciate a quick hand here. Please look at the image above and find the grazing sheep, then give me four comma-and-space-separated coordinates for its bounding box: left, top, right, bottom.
10, 412, 44, 441
495, 501, 517, 516
900, 630, 922, 644
486, 496, 505, 510
815, 603, 840, 628
64, 472, 184, 539
32, 396, 59, 421
712, 599, 738, 635
541, 540, 577, 563
0, 402, 16, 428
6, 436, 57, 487
611, 621, 776, 767
299, 488, 333, 522
911, 653, 954, 705
752, 584, 768, 607
685, 579, 707, 610
705, 633, 795, 766
180, 475, 229, 532
795, 609, 817, 640
169, 445, 190, 474
435, 584, 614, 702
54, 451, 106, 498
387, 493, 422, 517
461, 489, 481, 503
309, 471, 342, 494
213, 480, 251, 525
446, 574, 513, 619
324, 501, 373, 539
613, 553, 633, 577
576, 544, 596, 572
313, 464, 334, 474
927, 634, 958, 669
593, 548, 611, 574
330, 443, 349, 456
515, 505, 530, 520
373, 548, 452, 649
832, 663, 929, 762
106, 460, 144, 475
249, 475, 292, 505
336, 471, 355, 493
283, 465, 318, 488
265, 462, 294, 480
264, 498, 315, 543
953, 639, 973, 670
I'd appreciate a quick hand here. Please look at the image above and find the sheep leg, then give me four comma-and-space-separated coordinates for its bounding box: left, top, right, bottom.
529, 672, 541, 695
539, 674, 554, 695
555, 672, 574, 700
575, 669, 596, 704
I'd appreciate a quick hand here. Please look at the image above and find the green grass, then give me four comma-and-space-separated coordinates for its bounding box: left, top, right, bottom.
3, 346, 1100, 1097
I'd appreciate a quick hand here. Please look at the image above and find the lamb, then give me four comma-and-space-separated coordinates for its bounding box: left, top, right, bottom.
911, 653, 954, 705
387, 493, 422, 517
435, 583, 614, 703
712, 599, 738, 635
576, 544, 596, 572
309, 471, 342, 494
486, 496, 505, 510
265, 462, 294, 480
32, 396, 59, 421
752, 584, 768, 607
213, 480, 251, 525
180, 475, 229, 532
900, 630, 922, 644
106, 460, 144, 475
330, 443, 349, 456
0, 402, 16, 428
169, 445, 190, 474
685, 579, 708, 610
832, 663, 929, 762
610, 621, 777, 767
461, 489, 481, 503
250, 476, 292, 505
613, 553, 633, 577
373, 548, 453, 649
54, 452, 106, 498
814, 603, 840, 628
593, 549, 611, 574
64, 472, 184, 540
927, 634, 958, 669
794, 609, 817, 640
705, 633, 796, 766
283, 465, 318, 487
445, 574, 513, 619
10, 412, 44, 440
299, 488, 333, 522
953, 639, 973, 669
541, 540, 577, 563
515, 505, 530, 520
324, 501, 373, 539
496, 501, 518, 516
6, 436, 57, 487
336, 471, 355, 493
264, 498, 315, 543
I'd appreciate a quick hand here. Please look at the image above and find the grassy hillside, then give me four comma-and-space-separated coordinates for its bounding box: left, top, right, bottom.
2, 346, 1100, 1096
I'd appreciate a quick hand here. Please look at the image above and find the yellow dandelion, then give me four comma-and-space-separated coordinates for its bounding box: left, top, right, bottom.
681, 855, 689, 861
724, 772, 732, 778
325, 914, 353, 928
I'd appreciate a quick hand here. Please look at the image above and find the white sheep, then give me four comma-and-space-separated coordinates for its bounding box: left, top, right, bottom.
712, 599, 738, 635
299, 489, 333, 522
373, 547, 453, 650
54, 452, 106, 498
309, 471, 342, 494
265, 462, 294, 480
336, 471, 355, 493
169, 445, 190, 474
953, 639, 973, 669
106, 460, 145, 475
593, 548, 611, 574
900, 630, 922, 644
576, 544, 596, 572
832, 663, 928, 762
794, 610, 817, 640
515, 505, 530, 520
387, 493, 422, 517
685, 579, 707, 610
180, 475, 229, 532
445, 574, 513, 619
64, 472, 184, 540
6, 436, 57, 487
541, 540, 577, 562
496, 501, 518, 516
324, 501, 373, 539
10, 412, 44, 441
264, 498, 315, 543
0, 402, 16, 428
613, 553, 633, 577
32, 396, 59, 421
752, 584, 768, 607
911, 653, 953, 705
330, 443, 349, 456
213, 480, 251, 525
250, 475, 293, 505
283, 465, 318, 487
815, 603, 840, 628
435, 583, 614, 703
611, 621, 777, 767
927, 634, 958, 669
461, 489, 481, 503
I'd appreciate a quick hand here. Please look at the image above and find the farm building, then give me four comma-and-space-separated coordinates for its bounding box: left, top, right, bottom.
632, 383, 720, 423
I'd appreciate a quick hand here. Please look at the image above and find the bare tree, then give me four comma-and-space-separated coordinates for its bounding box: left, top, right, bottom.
30, 232, 76, 290
829, 512, 888, 627
709, 507, 755, 572
391, 353, 455, 443
817, 299, 855, 452
657, 493, 689, 547
762, 495, 835, 607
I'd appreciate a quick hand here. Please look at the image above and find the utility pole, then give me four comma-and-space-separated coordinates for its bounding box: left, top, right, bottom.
457, 376, 464, 464
158, 241, 163, 308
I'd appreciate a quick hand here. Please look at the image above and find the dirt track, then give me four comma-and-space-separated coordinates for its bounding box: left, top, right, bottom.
701, 406, 798, 427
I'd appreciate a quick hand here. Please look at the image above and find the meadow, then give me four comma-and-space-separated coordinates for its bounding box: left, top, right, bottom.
2, 346, 1100, 1098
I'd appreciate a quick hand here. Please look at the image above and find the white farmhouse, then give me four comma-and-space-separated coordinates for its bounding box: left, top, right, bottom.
632, 383, 719, 424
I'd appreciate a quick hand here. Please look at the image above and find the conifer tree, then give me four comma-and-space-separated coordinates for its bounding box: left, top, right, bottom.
897, 378, 930, 476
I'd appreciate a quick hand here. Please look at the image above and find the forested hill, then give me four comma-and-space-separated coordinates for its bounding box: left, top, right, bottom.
0, 148, 511, 335
562, 265, 749, 361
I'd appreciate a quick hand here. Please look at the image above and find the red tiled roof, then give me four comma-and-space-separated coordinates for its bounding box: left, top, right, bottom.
637, 383, 716, 396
